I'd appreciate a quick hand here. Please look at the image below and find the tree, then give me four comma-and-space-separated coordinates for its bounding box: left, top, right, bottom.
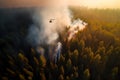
111, 67, 119, 80
70, 39, 79, 52
59, 54, 65, 65
66, 76, 70, 80
40, 73, 46, 80
83, 68, 90, 80
23, 68, 33, 78
73, 71, 79, 79
19, 74, 26, 80
33, 57, 39, 65
78, 39, 85, 52
72, 49, 79, 66
94, 54, 101, 63
59, 66, 64, 75
40, 55, 46, 67
66, 59, 72, 74
85, 47, 94, 62
18, 53, 29, 63
58, 74, 64, 80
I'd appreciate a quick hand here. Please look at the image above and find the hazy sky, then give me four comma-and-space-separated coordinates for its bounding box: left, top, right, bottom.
69, 0, 120, 8
0, 0, 120, 8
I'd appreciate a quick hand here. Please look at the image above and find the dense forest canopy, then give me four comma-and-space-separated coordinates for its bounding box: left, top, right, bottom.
0, 7, 120, 80
70, 7, 120, 38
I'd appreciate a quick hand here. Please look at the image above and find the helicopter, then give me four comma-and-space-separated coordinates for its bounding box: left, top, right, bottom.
49, 19, 55, 23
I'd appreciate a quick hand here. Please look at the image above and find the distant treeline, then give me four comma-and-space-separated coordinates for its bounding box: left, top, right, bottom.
70, 6, 120, 38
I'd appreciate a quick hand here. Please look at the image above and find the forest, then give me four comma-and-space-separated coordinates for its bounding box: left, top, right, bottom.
0, 7, 120, 80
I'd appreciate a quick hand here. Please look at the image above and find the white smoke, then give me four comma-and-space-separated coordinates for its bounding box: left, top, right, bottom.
54, 42, 62, 63
68, 19, 88, 40
27, 8, 87, 45
27, 0, 87, 62
27, 6, 72, 45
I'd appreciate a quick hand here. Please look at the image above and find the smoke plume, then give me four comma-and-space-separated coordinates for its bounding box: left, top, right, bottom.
54, 42, 62, 63
27, 0, 87, 62
68, 19, 87, 40
27, 3, 87, 45
0, 0, 89, 63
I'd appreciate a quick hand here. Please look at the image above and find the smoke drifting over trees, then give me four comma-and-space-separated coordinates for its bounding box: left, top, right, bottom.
0, 1, 87, 64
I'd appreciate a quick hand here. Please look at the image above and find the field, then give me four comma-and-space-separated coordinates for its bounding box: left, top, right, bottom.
0, 7, 120, 80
